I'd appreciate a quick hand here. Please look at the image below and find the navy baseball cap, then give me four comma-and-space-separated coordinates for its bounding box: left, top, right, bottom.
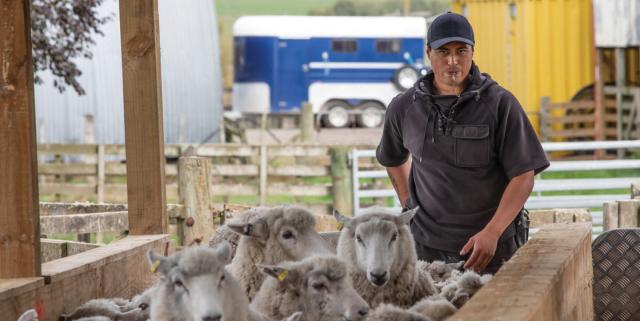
427, 12, 475, 49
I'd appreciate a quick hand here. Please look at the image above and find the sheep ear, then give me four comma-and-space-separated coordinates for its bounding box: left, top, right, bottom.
147, 250, 171, 275
17, 309, 38, 321
227, 219, 268, 240
397, 206, 419, 225
333, 209, 352, 230
213, 241, 233, 265
258, 264, 298, 284
283, 312, 303, 321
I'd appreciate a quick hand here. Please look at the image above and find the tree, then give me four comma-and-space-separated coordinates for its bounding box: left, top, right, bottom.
31, 0, 109, 95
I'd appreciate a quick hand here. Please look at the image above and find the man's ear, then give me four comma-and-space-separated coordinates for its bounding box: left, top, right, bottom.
226, 218, 269, 241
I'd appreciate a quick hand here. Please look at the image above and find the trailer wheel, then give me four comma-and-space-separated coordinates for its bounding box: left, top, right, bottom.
356, 101, 385, 128
322, 101, 351, 128
393, 65, 419, 91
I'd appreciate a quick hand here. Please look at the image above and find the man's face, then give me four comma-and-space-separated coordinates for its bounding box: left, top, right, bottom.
426, 42, 473, 89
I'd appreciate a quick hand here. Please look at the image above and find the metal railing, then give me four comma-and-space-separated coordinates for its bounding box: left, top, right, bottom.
352, 140, 640, 235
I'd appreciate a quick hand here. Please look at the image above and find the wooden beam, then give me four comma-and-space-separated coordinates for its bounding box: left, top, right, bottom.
0, 0, 41, 278
449, 223, 593, 321
0, 235, 170, 321
119, 0, 167, 234
40, 239, 101, 263
40, 212, 129, 235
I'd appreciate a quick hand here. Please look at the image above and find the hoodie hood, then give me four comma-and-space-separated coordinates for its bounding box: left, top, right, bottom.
409, 62, 497, 145
413, 62, 496, 103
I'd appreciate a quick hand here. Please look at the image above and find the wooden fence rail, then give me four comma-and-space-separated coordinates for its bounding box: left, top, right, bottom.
36, 144, 373, 213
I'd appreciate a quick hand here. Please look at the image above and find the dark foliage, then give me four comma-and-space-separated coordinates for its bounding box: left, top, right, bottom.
31, 0, 110, 95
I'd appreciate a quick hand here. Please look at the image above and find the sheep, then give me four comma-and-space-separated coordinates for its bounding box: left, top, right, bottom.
208, 207, 262, 257
365, 304, 433, 321
58, 299, 146, 321
147, 241, 302, 321
17, 309, 38, 321
251, 255, 370, 321
420, 260, 465, 284
224, 206, 333, 300
436, 270, 492, 308
334, 207, 437, 308
409, 297, 457, 321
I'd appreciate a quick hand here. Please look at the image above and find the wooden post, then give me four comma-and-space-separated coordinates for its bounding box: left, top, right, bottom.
0, 0, 42, 278
603, 201, 619, 231
615, 48, 626, 143
594, 49, 605, 147
119, 0, 167, 234
79, 115, 96, 243
618, 199, 640, 228
330, 147, 353, 215
96, 144, 106, 243
259, 145, 268, 205
178, 156, 213, 246
539, 97, 550, 141
301, 102, 315, 143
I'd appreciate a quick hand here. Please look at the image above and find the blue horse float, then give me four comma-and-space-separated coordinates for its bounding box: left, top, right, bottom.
232, 16, 428, 128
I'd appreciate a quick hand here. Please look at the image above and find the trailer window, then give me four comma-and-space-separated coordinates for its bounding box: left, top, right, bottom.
376, 39, 401, 53
234, 38, 246, 71
332, 39, 357, 53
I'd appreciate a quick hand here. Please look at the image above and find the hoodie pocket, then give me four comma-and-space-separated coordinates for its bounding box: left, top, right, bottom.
452, 125, 490, 167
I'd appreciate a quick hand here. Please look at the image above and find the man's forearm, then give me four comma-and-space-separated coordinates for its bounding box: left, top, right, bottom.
483, 170, 535, 236
386, 159, 412, 207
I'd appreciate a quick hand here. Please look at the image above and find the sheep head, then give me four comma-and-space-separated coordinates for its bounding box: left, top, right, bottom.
335, 207, 419, 287
259, 256, 370, 321
228, 206, 332, 262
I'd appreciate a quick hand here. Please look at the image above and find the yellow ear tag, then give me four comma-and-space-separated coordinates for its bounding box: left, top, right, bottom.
337, 222, 344, 231
277, 270, 289, 282
150, 260, 161, 273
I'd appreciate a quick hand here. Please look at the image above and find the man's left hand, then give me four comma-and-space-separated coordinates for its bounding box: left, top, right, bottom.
460, 229, 499, 273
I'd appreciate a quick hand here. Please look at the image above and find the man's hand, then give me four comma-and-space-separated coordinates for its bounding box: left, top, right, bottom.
460, 229, 499, 273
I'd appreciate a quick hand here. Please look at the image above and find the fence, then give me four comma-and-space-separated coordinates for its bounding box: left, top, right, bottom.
539, 88, 640, 142
352, 140, 640, 235
37, 144, 362, 215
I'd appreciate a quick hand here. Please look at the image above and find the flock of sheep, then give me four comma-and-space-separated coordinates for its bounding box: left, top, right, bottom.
18, 206, 493, 321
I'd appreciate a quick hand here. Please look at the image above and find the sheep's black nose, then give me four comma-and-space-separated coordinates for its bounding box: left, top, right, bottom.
202, 314, 221, 321
369, 271, 387, 280
358, 307, 369, 317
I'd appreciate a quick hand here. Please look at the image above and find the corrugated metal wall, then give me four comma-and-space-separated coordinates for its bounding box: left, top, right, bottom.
451, 0, 594, 131
594, 0, 640, 47
34, 0, 223, 144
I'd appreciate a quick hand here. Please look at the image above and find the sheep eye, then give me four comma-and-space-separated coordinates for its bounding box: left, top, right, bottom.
356, 235, 363, 243
174, 280, 183, 288
139, 303, 149, 310
220, 274, 226, 283
312, 283, 326, 291
282, 230, 294, 239
391, 233, 398, 242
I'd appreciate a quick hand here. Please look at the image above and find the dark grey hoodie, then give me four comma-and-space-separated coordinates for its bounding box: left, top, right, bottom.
376, 63, 549, 252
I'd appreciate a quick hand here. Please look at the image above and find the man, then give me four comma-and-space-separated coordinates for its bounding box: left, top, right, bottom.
376, 12, 549, 274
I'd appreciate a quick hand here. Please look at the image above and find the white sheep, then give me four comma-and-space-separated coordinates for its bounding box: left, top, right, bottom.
58, 299, 145, 321
208, 207, 262, 257
435, 270, 492, 308
147, 241, 302, 321
251, 255, 370, 321
224, 206, 333, 300
420, 260, 465, 284
16, 309, 38, 321
409, 297, 457, 321
365, 304, 433, 321
334, 207, 437, 308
